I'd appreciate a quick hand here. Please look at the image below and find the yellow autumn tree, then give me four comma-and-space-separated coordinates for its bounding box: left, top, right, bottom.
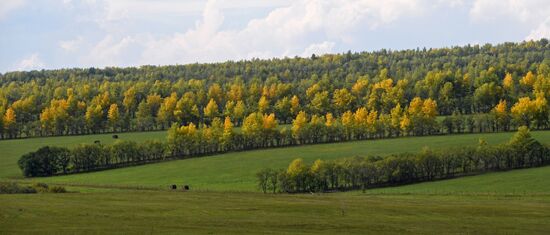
353, 107, 369, 138
290, 95, 300, 116
492, 100, 510, 131
291, 111, 308, 143
203, 99, 219, 121
4, 107, 17, 137
222, 116, 234, 150
233, 100, 246, 124
520, 71, 535, 88
107, 103, 120, 131
503, 73, 514, 93
341, 110, 354, 140
325, 113, 335, 127
258, 96, 269, 113
511, 97, 534, 127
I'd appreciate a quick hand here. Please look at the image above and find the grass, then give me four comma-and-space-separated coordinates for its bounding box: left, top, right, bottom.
2, 130, 550, 234
361, 165, 550, 195
1, 191, 550, 234
19, 131, 550, 191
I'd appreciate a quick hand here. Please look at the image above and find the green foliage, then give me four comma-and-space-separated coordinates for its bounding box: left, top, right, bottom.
18, 140, 166, 177
17, 146, 70, 177
260, 128, 550, 193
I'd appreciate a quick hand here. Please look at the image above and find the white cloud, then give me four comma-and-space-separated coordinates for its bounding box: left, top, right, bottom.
84, 35, 138, 67
0, 0, 25, 20
59, 36, 84, 52
526, 16, 550, 40
301, 41, 336, 57
469, 0, 550, 40
66, 0, 476, 69
16, 53, 45, 71
470, 0, 550, 22
130, 0, 424, 65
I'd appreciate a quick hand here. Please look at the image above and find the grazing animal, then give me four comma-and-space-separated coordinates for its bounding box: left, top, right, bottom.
183, 185, 189, 190
94, 140, 101, 144
112, 134, 118, 139
170, 184, 177, 190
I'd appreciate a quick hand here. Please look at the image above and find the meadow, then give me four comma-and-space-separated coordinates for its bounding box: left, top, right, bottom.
1, 188, 550, 234
2, 131, 550, 234
2, 131, 549, 191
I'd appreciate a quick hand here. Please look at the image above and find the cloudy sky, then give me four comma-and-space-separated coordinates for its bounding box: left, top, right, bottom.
1, 0, 549, 73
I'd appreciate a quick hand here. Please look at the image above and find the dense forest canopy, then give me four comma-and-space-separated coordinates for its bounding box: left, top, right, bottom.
0, 39, 549, 139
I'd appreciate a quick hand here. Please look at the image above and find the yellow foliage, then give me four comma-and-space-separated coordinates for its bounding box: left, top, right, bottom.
408, 97, 423, 116
204, 99, 219, 119
258, 96, 269, 113
351, 78, 369, 96
325, 113, 335, 127
290, 95, 300, 115
400, 114, 411, 133
310, 159, 324, 174
233, 101, 246, 120
390, 104, 403, 129
422, 98, 438, 118
287, 158, 307, 176
108, 103, 120, 123
262, 113, 277, 130
341, 110, 354, 128
520, 71, 535, 87
291, 111, 308, 139
503, 73, 514, 90
493, 100, 507, 116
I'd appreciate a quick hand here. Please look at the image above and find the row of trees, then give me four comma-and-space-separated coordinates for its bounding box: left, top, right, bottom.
2, 40, 550, 139
256, 127, 550, 193
17, 93, 547, 178
18, 141, 165, 177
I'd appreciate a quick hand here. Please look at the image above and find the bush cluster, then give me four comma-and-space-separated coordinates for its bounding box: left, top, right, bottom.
0, 182, 67, 194
18, 140, 165, 177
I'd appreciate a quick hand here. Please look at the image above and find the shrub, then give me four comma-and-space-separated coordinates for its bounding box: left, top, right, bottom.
0, 182, 37, 194
49, 186, 67, 193
32, 182, 49, 192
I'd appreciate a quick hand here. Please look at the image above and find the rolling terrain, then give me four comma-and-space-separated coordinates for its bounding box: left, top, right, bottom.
4, 131, 549, 191
2, 131, 550, 234
1, 166, 550, 234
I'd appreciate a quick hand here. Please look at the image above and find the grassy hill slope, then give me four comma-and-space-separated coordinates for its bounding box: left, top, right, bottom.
19, 131, 550, 191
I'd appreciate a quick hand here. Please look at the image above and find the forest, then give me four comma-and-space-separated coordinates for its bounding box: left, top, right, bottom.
0, 40, 549, 140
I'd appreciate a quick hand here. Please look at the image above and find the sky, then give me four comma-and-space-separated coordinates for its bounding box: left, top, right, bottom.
0, 0, 549, 73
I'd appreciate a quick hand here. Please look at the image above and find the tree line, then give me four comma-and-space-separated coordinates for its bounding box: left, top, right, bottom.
1, 40, 549, 139
256, 127, 550, 193
16, 93, 548, 178
18, 141, 165, 177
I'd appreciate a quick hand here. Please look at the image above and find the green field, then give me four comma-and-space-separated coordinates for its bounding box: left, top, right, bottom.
9, 131, 550, 191
2, 131, 550, 234
1, 190, 550, 234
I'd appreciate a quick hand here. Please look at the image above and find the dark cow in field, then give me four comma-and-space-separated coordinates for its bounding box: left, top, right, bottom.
170, 184, 177, 190
112, 134, 118, 139
183, 185, 189, 191
94, 140, 101, 144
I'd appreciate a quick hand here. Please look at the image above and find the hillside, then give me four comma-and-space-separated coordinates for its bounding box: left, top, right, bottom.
363, 165, 550, 195
11, 130, 550, 191
2, 166, 550, 234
